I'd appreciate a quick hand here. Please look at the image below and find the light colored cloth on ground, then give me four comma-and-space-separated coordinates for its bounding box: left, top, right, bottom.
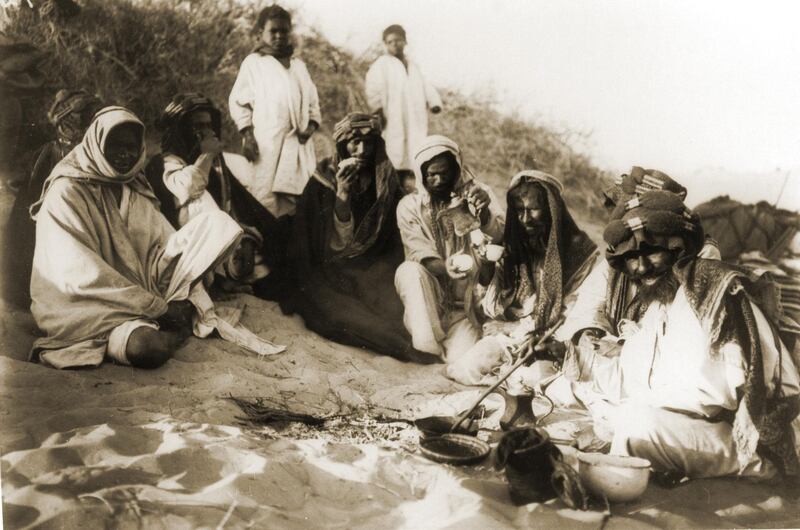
543, 286, 800, 478
365, 54, 442, 171
229, 54, 321, 217
394, 261, 480, 359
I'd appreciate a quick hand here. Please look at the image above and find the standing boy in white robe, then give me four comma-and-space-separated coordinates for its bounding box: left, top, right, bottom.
229, 5, 321, 218
365, 24, 442, 180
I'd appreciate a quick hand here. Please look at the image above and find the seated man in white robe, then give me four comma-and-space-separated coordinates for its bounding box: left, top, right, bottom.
30, 107, 278, 370
560, 166, 720, 349
446, 170, 598, 385
394, 135, 505, 360
151, 92, 277, 290
546, 190, 800, 480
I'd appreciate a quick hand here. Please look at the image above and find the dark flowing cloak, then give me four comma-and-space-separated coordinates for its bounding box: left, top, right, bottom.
2, 140, 70, 309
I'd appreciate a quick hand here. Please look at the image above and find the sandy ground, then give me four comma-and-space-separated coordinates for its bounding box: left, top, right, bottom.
2, 188, 800, 528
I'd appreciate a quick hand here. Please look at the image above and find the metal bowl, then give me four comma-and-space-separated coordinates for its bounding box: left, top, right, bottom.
577, 452, 651, 502
414, 416, 479, 439
419, 434, 491, 466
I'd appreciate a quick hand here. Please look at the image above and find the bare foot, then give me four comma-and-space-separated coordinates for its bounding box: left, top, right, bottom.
126, 327, 185, 369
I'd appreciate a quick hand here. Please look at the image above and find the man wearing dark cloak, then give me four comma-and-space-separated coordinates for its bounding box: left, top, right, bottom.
280, 113, 439, 364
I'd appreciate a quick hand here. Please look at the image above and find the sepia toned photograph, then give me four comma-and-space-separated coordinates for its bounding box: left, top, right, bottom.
0, 0, 798, 527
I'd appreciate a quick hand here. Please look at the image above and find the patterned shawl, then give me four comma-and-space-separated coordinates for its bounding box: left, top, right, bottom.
677, 258, 800, 478
490, 170, 597, 330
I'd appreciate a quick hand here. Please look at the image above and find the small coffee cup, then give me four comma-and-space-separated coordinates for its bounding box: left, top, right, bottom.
485, 244, 504, 262
450, 253, 475, 273
469, 229, 485, 246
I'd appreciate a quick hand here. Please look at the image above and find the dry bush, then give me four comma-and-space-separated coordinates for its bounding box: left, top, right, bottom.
3, 0, 609, 222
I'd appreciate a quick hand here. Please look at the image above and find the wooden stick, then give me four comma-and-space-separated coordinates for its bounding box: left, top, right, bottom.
450, 317, 565, 433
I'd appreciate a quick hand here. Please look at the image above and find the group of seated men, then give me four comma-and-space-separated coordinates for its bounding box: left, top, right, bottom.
10, 5, 800, 485
18, 94, 800, 483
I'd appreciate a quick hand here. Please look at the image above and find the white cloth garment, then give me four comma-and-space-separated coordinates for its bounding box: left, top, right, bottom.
365, 55, 442, 170
394, 261, 480, 359
229, 54, 321, 217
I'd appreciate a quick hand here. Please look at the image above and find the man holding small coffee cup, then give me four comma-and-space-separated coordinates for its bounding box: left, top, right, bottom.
394, 135, 505, 360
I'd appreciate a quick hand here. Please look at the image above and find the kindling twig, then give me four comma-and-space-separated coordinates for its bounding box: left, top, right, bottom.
450, 317, 565, 433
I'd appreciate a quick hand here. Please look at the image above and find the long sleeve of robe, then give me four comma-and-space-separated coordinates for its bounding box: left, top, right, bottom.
162, 153, 223, 227
228, 54, 321, 210
365, 55, 442, 170
163, 153, 214, 207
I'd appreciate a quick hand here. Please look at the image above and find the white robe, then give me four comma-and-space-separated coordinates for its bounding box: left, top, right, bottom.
229, 54, 321, 217
365, 55, 442, 171
548, 286, 800, 477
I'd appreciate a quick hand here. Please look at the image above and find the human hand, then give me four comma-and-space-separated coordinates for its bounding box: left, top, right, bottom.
199, 132, 223, 155
374, 108, 387, 128
241, 128, 259, 162
446, 254, 472, 280
229, 238, 256, 280
335, 158, 359, 202
297, 123, 317, 145
533, 338, 567, 361
577, 328, 604, 352
159, 299, 195, 335
466, 186, 490, 214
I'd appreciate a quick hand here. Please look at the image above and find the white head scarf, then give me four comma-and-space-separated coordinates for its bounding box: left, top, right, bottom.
412, 135, 478, 202
71, 106, 148, 183
31, 106, 151, 219
508, 169, 564, 195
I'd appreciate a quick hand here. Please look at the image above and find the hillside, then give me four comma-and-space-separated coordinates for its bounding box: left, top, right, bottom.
2, 0, 609, 228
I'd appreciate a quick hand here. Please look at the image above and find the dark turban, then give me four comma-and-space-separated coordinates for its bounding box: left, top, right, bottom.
332, 112, 381, 144
47, 89, 103, 144
603, 166, 688, 210
158, 92, 221, 161
382, 24, 406, 41
604, 190, 704, 270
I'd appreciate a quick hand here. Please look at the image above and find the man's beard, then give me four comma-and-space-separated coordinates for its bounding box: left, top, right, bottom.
525, 230, 548, 257
428, 187, 452, 204
632, 269, 680, 308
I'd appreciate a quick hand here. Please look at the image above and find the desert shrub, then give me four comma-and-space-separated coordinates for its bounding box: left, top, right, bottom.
2, 0, 609, 222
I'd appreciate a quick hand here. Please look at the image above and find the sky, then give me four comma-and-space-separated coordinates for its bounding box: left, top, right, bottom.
281, 0, 800, 210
